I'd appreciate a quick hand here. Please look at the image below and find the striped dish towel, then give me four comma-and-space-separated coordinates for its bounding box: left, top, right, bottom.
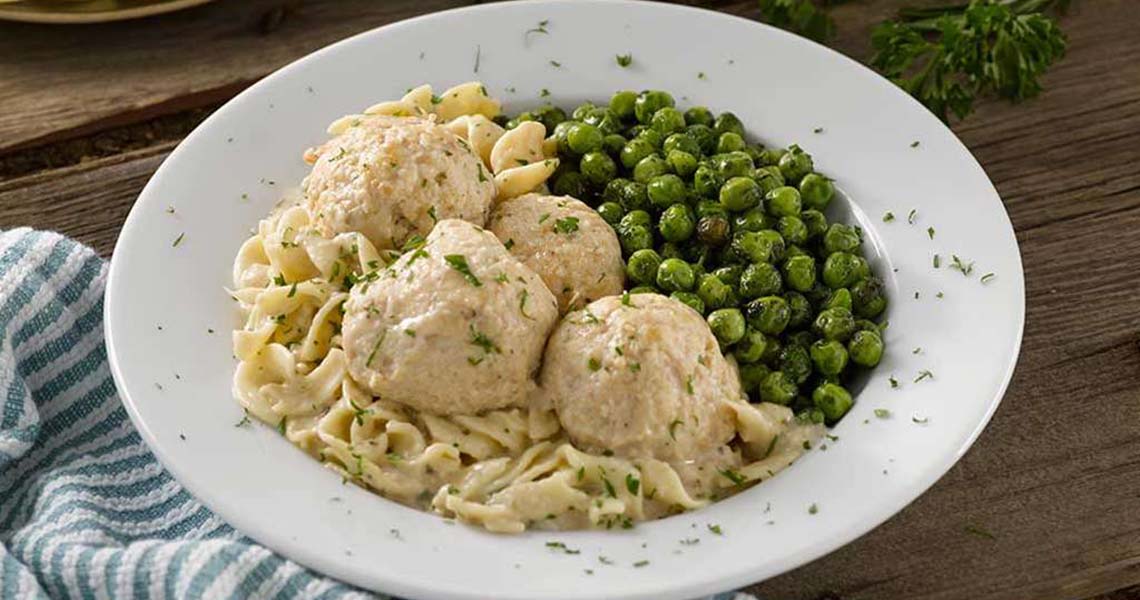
0, 228, 756, 600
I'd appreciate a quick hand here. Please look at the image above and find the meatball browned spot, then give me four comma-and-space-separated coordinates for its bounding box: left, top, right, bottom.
304, 115, 496, 251
342, 219, 558, 415
540, 293, 740, 462
488, 193, 624, 314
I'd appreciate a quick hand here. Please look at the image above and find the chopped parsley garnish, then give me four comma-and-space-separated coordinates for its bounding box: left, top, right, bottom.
914, 369, 934, 383
503, 238, 515, 250
913, 415, 930, 424
719, 469, 746, 485
427, 206, 438, 223
549, 60, 562, 68
444, 254, 482, 286
273, 274, 286, 286
764, 434, 780, 458
964, 524, 996, 540
933, 254, 941, 268
685, 375, 695, 395
927, 226, 935, 239
518, 289, 533, 318
172, 233, 185, 247
668, 419, 682, 440
473, 44, 481, 73
286, 282, 297, 298
234, 413, 251, 428
545, 541, 581, 554
621, 291, 632, 306
525, 19, 549, 39
680, 538, 700, 545
553, 216, 580, 234
495, 272, 509, 284
707, 524, 723, 535
538, 213, 551, 224
697, 71, 707, 80
890, 376, 900, 388
616, 53, 632, 67
911, 141, 921, 148
633, 560, 650, 568
539, 88, 551, 98
813, 127, 824, 134
476, 163, 488, 182
576, 466, 585, 481
365, 331, 386, 367
628, 362, 641, 373
602, 477, 617, 498
468, 325, 501, 355
277, 417, 287, 436
404, 329, 416, 337
588, 357, 601, 371
402, 235, 426, 252
625, 473, 640, 495
808, 503, 819, 515
874, 408, 891, 419
882, 211, 895, 222
913, 347, 922, 354
950, 254, 974, 276
981, 272, 996, 284
907, 209, 918, 224
598, 556, 614, 565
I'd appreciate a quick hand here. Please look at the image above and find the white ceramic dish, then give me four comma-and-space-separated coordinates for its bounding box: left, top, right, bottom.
105, 2, 1025, 598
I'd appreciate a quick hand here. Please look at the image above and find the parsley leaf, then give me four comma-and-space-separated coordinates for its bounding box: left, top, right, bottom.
444, 254, 482, 287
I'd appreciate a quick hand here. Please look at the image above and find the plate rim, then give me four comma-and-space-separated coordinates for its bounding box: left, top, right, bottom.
105, 1, 1027, 598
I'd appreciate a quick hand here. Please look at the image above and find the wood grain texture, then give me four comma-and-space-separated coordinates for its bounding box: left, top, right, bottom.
1, 1, 1139, 599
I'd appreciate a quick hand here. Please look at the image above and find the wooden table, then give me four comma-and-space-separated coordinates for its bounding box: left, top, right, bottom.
2, 1, 1138, 598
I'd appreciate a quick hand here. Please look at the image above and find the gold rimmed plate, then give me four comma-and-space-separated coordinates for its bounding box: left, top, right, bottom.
0, 0, 215, 24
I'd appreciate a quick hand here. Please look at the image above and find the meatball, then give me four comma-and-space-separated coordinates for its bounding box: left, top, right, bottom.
488, 194, 624, 313
540, 293, 740, 461
342, 219, 558, 415
303, 115, 496, 251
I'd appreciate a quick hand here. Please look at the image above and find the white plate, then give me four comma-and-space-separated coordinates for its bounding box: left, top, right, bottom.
105, 2, 1025, 599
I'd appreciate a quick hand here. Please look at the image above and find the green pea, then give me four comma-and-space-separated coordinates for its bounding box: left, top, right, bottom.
779, 344, 812, 384
630, 285, 658, 294
696, 274, 732, 310
848, 330, 884, 367
799, 173, 834, 211
804, 279, 832, 308
714, 151, 754, 179
739, 362, 771, 393
823, 224, 861, 254
718, 176, 762, 212
778, 144, 814, 183
759, 371, 797, 405
620, 210, 652, 230
506, 112, 535, 130
684, 106, 714, 127
851, 277, 888, 318
580, 152, 616, 187
853, 319, 879, 333
667, 150, 699, 179
740, 262, 783, 299
798, 407, 826, 424
659, 203, 696, 242
610, 90, 638, 120
826, 288, 853, 311
785, 292, 812, 329
602, 134, 628, 157
634, 90, 675, 124
782, 255, 816, 292
713, 265, 743, 288
626, 249, 663, 285
691, 217, 725, 248
755, 230, 786, 262
596, 201, 624, 227
753, 165, 786, 194
633, 155, 670, 183
785, 329, 816, 349
853, 255, 871, 281
785, 244, 810, 260
745, 296, 791, 335
619, 181, 651, 212
663, 133, 700, 156
533, 105, 567, 132
564, 122, 604, 155
656, 258, 695, 292
813, 306, 856, 341
813, 383, 853, 422
571, 103, 597, 121
765, 186, 802, 217
732, 208, 771, 233
552, 170, 587, 199
693, 165, 724, 198
716, 132, 746, 154
620, 138, 656, 169
636, 127, 664, 149
758, 148, 786, 167
650, 108, 687, 136
714, 111, 746, 137
647, 174, 687, 208
590, 111, 623, 136
760, 334, 782, 364
707, 308, 746, 345
552, 120, 576, 146
731, 231, 770, 263
777, 215, 808, 245
801, 209, 828, 240
810, 340, 849, 376
694, 200, 725, 219
619, 224, 653, 255
671, 291, 705, 314
744, 144, 766, 165
822, 252, 861, 289
733, 329, 768, 364
659, 242, 685, 260
686, 124, 718, 155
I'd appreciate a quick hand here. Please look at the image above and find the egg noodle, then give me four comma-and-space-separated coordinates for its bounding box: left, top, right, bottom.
230, 83, 822, 533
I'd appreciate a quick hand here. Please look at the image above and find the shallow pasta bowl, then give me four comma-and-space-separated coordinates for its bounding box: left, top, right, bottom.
104, 1, 1025, 598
